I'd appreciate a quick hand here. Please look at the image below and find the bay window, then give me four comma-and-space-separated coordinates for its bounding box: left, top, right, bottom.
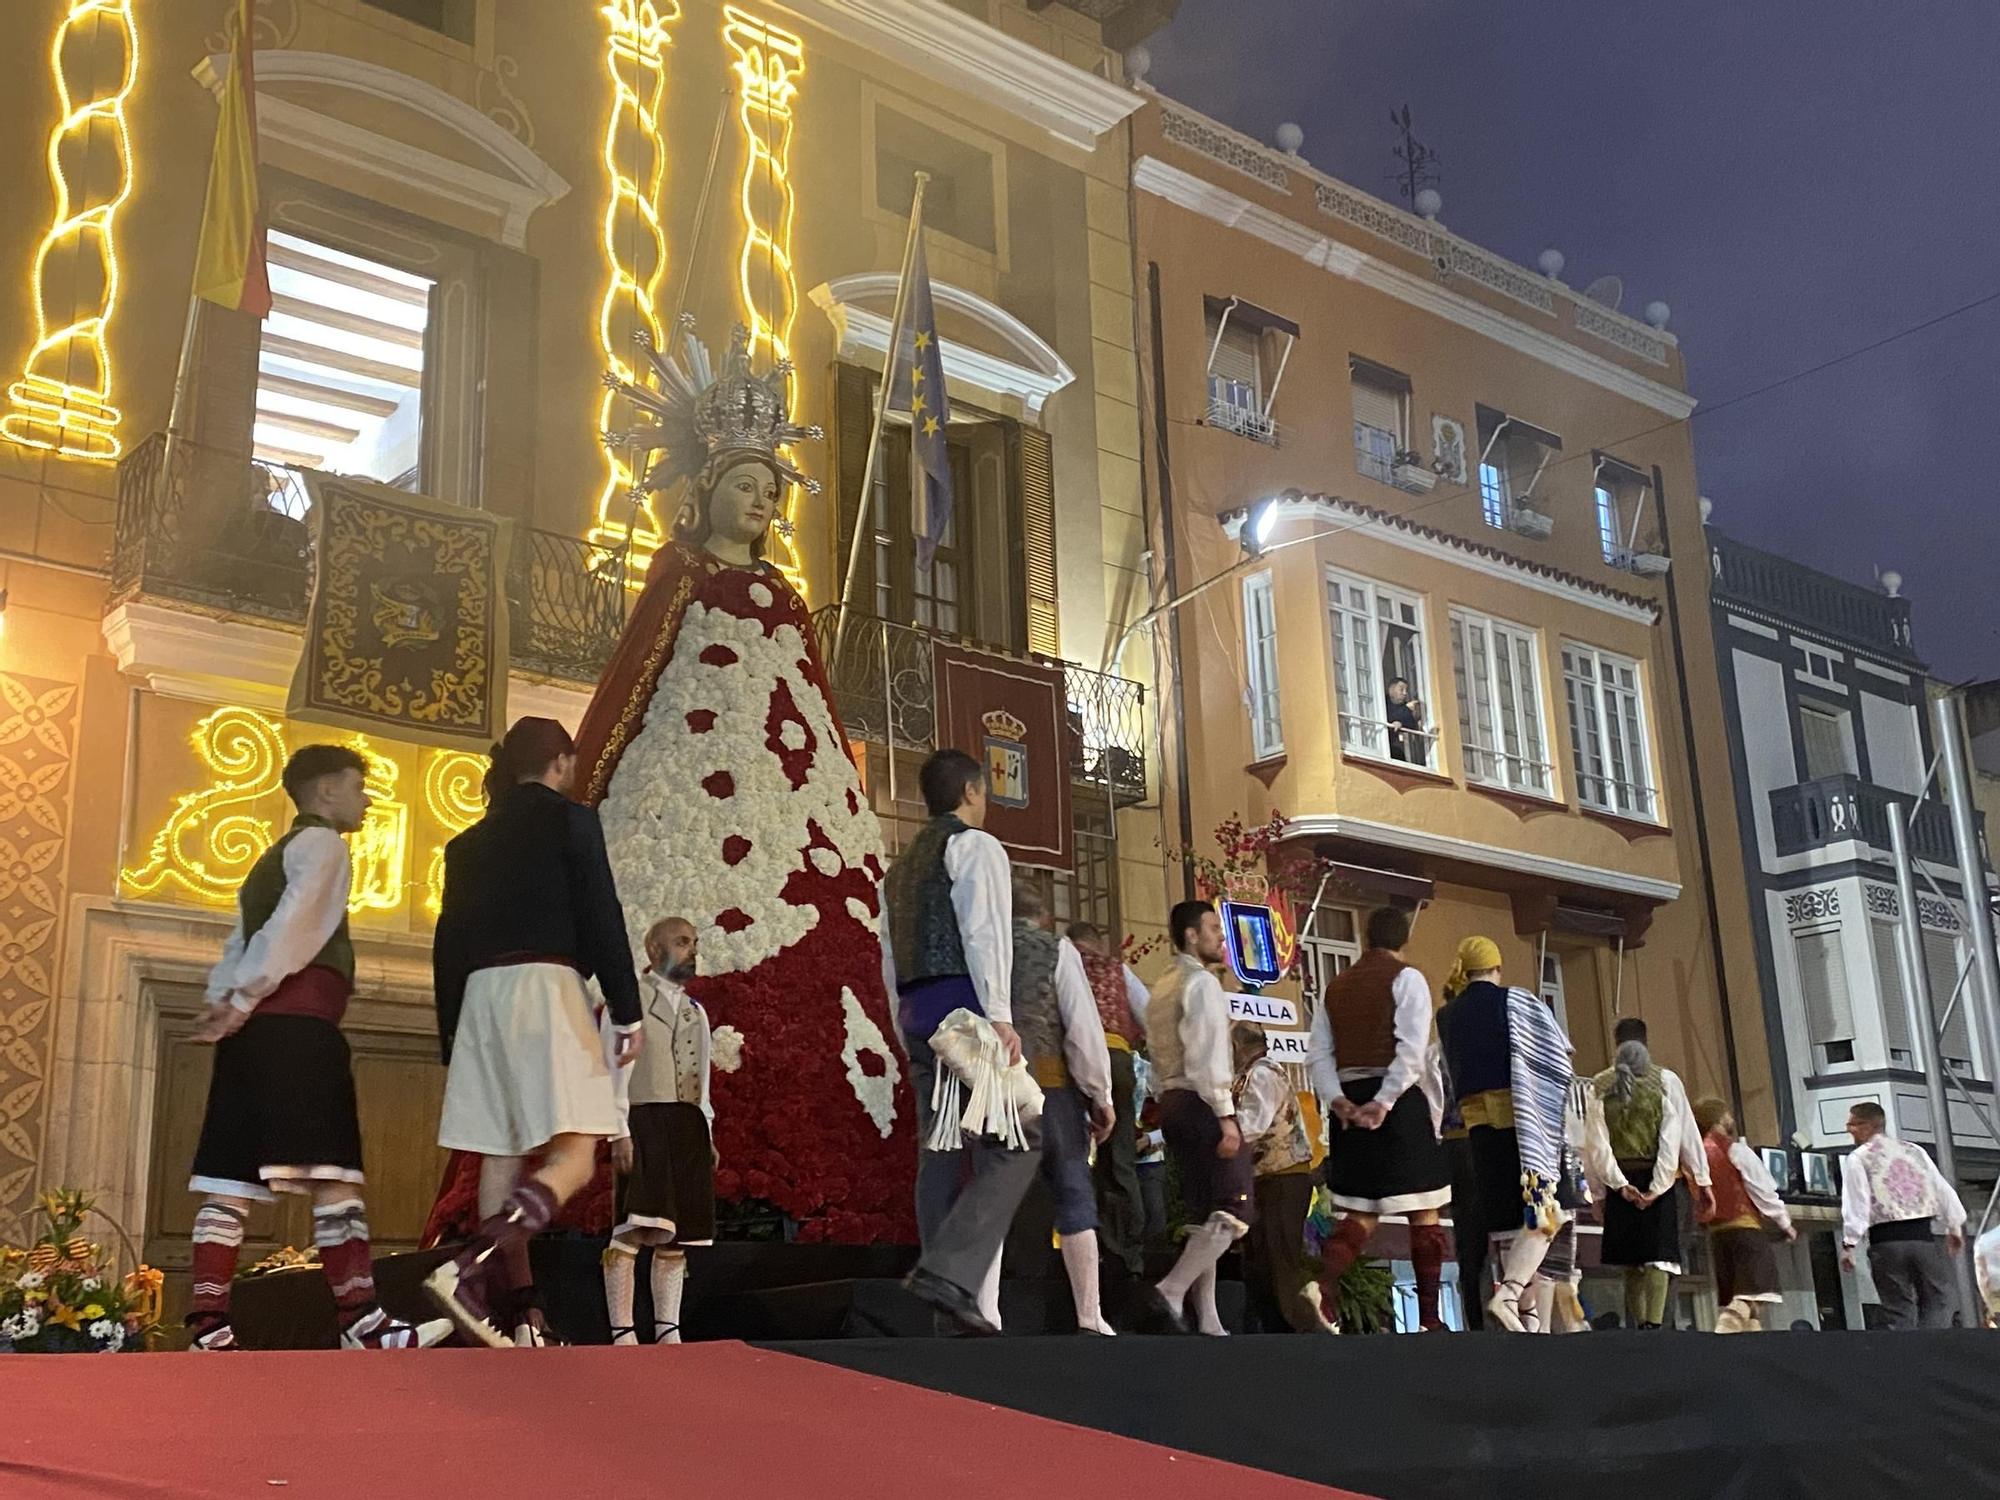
1327, 569, 1433, 768
1451, 609, 1553, 795
1562, 642, 1658, 820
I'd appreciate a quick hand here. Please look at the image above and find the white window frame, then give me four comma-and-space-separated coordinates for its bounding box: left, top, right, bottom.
1242, 570, 1284, 761
1539, 948, 1568, 1034
1350, 373, 1407, 486
1326, 567, 1436, 769
1594, 483, 1625, 564
1450, 607, 1556, 798
1561, 641, 1659, 821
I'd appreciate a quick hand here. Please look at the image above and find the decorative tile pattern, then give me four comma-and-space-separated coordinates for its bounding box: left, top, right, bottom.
1784, 887, 1840, 925
1314, 181, 1428, 254
1314, 182, 1555, 314
1863, 883, 1898, 919
1574, 302, 1670, 365
1162, 107, 1290, 191
0, 672, 78, 1221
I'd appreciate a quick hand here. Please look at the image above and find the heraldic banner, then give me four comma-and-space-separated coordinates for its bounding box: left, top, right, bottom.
287, 474, 512, 750
932, 642, 1073, 871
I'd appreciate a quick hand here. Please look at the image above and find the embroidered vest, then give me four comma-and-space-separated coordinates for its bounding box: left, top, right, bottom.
884, 814, 969, 984
1320, 948, 1405, 1071
1011, 921, 1068, 1088
1146, 954, 1205, 1089
1240, 1059, 1312, 1176
1080, 948, 1141, 1046
1858, 1138, 1941, 1227
627, 976, 709, 1109
1596, 1065, 1666, 1162
239, 816, 354, 983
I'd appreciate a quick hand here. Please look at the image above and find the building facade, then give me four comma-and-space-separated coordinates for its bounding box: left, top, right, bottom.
1708, 524, 1996, 1324
1128, 97, 1773, 1153
0, 0, 1170, 1317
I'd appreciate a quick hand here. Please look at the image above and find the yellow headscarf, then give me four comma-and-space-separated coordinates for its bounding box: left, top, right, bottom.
1443, 935, 1504, 999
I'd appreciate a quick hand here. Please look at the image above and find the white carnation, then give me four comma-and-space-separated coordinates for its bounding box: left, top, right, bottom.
839, 988, 901, 1138
710, 1024, 746, 1073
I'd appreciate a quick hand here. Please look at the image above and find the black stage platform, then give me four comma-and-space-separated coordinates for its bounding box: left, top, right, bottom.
788, 1331, 2000, 1500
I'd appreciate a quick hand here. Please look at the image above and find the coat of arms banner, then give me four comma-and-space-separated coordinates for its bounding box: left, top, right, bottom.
932, 642, 1072, 871
287, 474, 512, 749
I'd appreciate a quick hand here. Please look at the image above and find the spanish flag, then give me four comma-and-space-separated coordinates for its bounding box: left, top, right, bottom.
192, 0, 271, 317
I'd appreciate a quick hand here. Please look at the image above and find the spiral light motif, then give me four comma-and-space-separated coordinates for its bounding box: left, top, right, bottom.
1, 0, 138, 461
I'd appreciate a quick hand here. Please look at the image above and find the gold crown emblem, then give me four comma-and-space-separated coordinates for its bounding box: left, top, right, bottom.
981, 708, 1027, 741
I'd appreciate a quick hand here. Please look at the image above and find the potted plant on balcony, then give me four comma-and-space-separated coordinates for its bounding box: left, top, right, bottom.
1390, 448, 1437, 493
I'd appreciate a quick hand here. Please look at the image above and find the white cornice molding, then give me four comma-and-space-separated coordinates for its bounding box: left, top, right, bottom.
1135, 156, 1698, 420
1286, 814, 1683, 903
810, 274, 1076, 418
195, 50, 570, 249
759, 0, 1140, 150
1222, 496, 1662, 627
103, 600, 591, 727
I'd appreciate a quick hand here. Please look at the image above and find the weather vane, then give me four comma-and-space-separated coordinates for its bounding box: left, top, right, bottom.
1389, 104, 1441, 209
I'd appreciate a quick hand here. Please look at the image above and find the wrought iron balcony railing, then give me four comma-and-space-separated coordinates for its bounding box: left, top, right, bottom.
1769, 773, 1981, 865
112, 431, 625, 685
810, 605, 1149, 809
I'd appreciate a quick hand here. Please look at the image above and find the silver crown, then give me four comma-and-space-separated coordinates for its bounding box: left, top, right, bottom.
603, 317, 822, 501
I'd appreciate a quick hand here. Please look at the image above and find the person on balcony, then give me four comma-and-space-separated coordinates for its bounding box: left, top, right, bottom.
1010, 883, 1116, 1335
1385, 678, 1427, 764
1067, 920, 1151, 1292
1309, 906, 1451, 1331
185, 744, 451, 1353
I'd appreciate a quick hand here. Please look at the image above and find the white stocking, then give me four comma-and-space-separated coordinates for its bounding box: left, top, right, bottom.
1060, 1230, 1114, 1335
1486, 1229, 1553, 1332
1529, 1276, 1558, 1334
651, 1248, 688, 1343
1157, 1215, 1234, 1310
603, 1244, 638, 1346
975, 1242, 1004, 1332
1192, 1260, 1227, 1336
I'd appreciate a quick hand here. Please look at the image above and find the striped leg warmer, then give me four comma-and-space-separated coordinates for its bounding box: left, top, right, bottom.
188, 1201, 248, 1343
312, 1198, 378, 1330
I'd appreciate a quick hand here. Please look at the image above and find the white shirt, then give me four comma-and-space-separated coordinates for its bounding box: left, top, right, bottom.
1235, 1060, 1291, 1142
1306, 965, 1433, 1109
1840, 1134, 1967, 1248
1975, 1225, 2000, 1320
205, 825, 351, 1014
1660, 1066, 1711, 1186
879, 825, 1014, 1023
1577, 1075, 1686, 1200
1151, 953, 1235, 1117
1723, 1139, 1792, 1233
1054, 936, 1113, 1113
1122, 964, 1151, 1039
607, 972, 712, 1139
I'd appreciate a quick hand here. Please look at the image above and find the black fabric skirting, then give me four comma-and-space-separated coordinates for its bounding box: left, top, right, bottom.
1712, 1224, 1782, 1302
190, 1014, 363, 1196
1158, 1088, 1255, 1226
1322, 1078, 1449, 1215
1600, 1160, 1683, 1267
615, 1101, 716, 1245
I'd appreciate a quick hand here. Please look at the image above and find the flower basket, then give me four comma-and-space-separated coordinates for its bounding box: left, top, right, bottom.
0, 1190, 163, 1353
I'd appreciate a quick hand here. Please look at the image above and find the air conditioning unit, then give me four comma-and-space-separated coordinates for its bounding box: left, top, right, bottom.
1509, 506, 1555, 540
1390, 454, 1437, 493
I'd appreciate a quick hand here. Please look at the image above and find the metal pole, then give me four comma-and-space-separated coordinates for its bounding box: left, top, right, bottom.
833, 175, 928, 661
1937, 695, 2000, 1112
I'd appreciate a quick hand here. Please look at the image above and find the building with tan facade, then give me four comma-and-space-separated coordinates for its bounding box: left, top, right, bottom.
1126, 96, 1775, 1153
0, 0, 1171, 1314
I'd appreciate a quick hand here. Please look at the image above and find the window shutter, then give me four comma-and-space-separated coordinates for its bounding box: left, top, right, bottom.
1869, 920, 1915, 1056
1015, 423, 1059, 656
833, 363, 875, 617
1921, 929, 1978, 1071
1793, 929, 1855, 1046
1350, 379, 1402, 443
1207, 315, 1260, 393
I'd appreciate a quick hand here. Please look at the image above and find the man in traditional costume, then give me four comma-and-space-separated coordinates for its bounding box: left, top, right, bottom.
1579, 1038, 1692, 1329
186, 745, 451, 1352
1067, 921, 1150, 1289
1694, 1096, 1794, 1333
425, 718, 644, 1348
1148, 900, 1250, 1336
1011, 885, 1116, 1334
603, 916, 714, 1345
1308, 906, 1451, 1332
882, 749, 1038, 1335
1839, 1100, 1966, 1329
1434, 936, 1574, 1333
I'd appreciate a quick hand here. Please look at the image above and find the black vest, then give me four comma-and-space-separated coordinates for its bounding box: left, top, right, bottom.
884, 815, 969, 984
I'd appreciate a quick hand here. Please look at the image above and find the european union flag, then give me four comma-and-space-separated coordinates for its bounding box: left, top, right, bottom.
894, 231, 954, 572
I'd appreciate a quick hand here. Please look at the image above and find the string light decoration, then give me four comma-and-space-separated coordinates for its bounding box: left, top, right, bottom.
587, 0, 680, 577
721, 7, 809, 596
1, 0, 138, 461
421, 749, 487, 915
121, 706, 420, 919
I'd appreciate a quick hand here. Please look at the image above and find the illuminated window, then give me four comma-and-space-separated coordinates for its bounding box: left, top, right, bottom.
1475, 404, 1559, 531
1243, 571, 1283, 760
253, 231, 433, 492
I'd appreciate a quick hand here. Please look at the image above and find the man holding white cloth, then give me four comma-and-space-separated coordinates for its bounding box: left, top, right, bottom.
881, 748, 1039, 1335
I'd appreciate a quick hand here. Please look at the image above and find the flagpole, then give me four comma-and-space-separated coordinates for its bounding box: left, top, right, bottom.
833, 171, 928, 662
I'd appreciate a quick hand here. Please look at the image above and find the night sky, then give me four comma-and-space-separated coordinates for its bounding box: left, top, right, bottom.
1146, 1, 2000, 682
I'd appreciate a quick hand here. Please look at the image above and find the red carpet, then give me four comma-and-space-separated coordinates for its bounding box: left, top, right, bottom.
0, 1341, 1363, 1499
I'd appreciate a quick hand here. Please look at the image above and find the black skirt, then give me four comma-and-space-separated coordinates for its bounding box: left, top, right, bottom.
614, 1101, 716, 1246
1600, 1163, 1685, 1269
189, 1014, 363, 1200
1323, 1078, 1450, 1215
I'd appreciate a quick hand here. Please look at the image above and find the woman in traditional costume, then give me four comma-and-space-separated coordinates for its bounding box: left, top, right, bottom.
426, 322, 914, 1254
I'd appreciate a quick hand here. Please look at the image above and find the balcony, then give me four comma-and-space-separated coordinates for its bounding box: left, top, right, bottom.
111, 431, 624, 686
1206, 376, 1277, 446
1769, 774, 1982, 866
810, 606, 1148, 810
1709, 529, 1916, 661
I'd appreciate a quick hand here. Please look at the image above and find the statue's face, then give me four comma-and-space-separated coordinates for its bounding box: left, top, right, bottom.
708, 460, 779, 549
